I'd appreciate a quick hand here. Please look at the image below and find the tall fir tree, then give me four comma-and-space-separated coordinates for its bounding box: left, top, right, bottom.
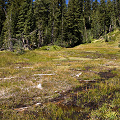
65, 0, 83, 47
99, 0, 107, 35
1, 0, 120, 50
24, 4, 35, 48
49, 0, 60, 45
2, 0, 20, 51
82, 0, 92, 43
54, 0, 66, 46
106, 0, 116, 32
0, 0, 6, 47
91, 0, 102, 38
91, 9, 102, 38
16, 0, 33, 49
34, 0, 50, 47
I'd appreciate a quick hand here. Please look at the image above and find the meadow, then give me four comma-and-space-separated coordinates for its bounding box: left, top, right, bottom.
0, 31, 120, 119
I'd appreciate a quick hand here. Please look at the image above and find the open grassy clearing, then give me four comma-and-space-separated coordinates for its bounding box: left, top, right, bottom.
0, 34, 120, 119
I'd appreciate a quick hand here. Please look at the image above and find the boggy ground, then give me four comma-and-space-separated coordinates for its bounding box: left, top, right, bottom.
0, 40, 120, 119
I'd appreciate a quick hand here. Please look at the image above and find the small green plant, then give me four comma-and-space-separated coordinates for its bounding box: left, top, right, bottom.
118, 44, 120, 48
90, 103, 119, 120
13, 40, 24, 54
39, 45, 62, 51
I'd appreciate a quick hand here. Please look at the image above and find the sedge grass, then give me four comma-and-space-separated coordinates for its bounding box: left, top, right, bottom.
0, 36, 120, 119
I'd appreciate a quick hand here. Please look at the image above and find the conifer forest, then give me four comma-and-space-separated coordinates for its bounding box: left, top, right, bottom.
0, 0, 120, 51
0, 0, 120, 119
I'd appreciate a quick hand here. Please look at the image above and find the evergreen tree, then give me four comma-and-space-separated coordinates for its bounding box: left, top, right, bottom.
54, 0, 66, 46
24, 4, 35, 48
115, 0, 120, 26
0, 0, 5, 35
17, 1, 29, 38
0, 0, 7, 48
82, 0, 92, 43
65, 0, 83, 47
99, 0, 107, 35
2, 0, 19, 51
84, 0, 91, 29
106, 0, 115, 32
91, 0, 101, 38
16, 0, 32, 49
3, 8, 13, 51
91, 9, 102, 38
92, 0, 98, 11
34, 0, 50, 47
49, 0, 60, 45
1, 0, 120, 50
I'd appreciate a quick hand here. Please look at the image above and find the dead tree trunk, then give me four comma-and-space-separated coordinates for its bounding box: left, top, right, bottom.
51, 2, 55, 45
51, 21, 54, 45
61, 7, 63, 45
8, 13, 13, 51
8, 30, 13, 51
109, 24, 112, 32
38, 29, 42, 47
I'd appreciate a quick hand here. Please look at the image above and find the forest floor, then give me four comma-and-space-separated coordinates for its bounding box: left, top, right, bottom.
0, 31, 120, 119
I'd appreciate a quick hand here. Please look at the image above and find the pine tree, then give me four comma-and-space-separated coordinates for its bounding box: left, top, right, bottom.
91, 0, 101, 38
0, 0, 5, 47
49, 0, 60, 45
84, 0, 91, 29
1, 0, 120, 50
16, 0, 32, 49
92, 0, 98, 12
65, 0, 83, 47
17, 1, 29, 37
0, 0, 5, 35
99, 0, 107, 35
34, 0, 50, 47
91, 9, 102, 38
3, 8, 13, 51
54, 0, 66, 46
24, 5, 35, 48
82, 0, 92, 43
2, 0, 19, 51
106, 0, 115, 32
115, 0, 120, 26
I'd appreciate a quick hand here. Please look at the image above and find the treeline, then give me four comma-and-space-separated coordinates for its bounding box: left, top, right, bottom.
0, 0, 120, 51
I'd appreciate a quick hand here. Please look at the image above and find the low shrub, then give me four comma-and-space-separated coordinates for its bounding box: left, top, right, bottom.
40, 45, 62, 51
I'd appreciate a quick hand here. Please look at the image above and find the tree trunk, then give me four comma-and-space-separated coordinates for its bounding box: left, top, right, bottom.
61, 7, 63, 45
21, 33, 26, 49
51, 2, 55, 45
104, 21, 106, 35
85, 26, 87, 43
109, 24, 112, 32
8, 14, 13, 51
38, 29, 42, 47
51, 21, 54, 45
8, 31, 13, 51
83, 16, 87, 43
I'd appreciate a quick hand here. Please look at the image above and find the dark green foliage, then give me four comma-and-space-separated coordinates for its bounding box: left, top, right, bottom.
0, 0, 120, 49
118, 44, 120, 48
40, 45, 62, 51
65, 0, 83, 46
34, 0, 50, 47
17, 0, 32, 37
91, 9, 102, 39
